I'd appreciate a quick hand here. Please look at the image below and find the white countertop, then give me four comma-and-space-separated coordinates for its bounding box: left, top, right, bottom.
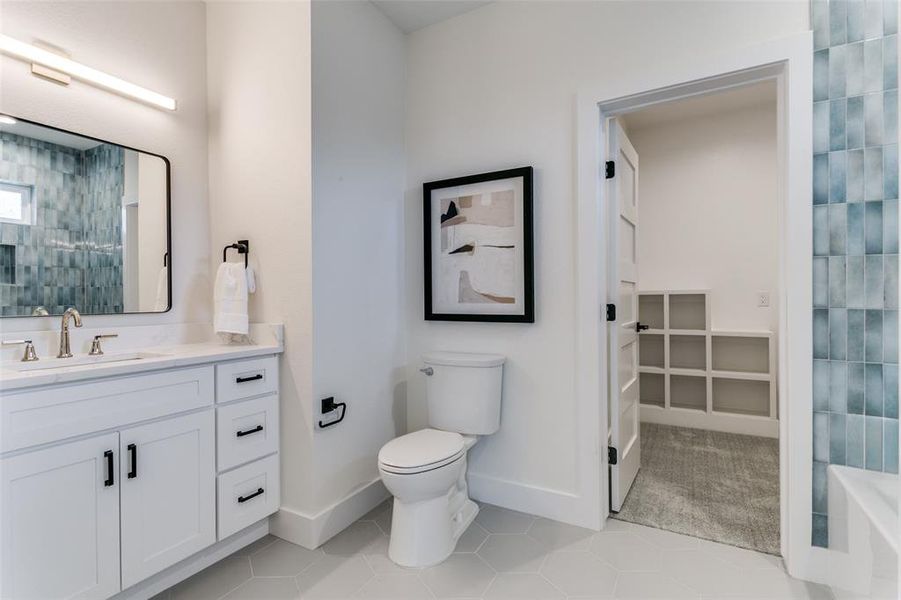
0, 324, 283, 392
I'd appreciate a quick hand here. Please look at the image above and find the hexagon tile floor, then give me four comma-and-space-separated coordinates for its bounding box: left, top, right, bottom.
154, 502, 836, 600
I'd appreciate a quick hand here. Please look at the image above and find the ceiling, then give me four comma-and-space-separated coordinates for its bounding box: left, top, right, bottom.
0, 119, 102, 151
622, 79, 777, 132
371, 0, 492, 33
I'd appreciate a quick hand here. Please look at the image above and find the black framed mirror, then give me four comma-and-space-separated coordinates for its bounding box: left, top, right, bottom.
0, 115, 171, 317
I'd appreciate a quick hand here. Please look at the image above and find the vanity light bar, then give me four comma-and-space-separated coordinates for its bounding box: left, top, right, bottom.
0, 34, 177, 111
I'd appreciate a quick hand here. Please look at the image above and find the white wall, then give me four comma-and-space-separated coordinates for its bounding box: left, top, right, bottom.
0, 1, 210, 330
206, 0, 317, 519
137, 154, 169, 311
404, 0, 808, 527
630, 101, 780, 334
310, 0, 407, 511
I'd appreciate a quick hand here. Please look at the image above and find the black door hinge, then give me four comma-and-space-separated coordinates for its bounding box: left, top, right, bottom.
606, 303, 616, 322
608, 446, 618, 465
605, 161, 615, 179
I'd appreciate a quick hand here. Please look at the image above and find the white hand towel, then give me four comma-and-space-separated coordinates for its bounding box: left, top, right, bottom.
154, 266, 169, 311
214, 262, 249, 335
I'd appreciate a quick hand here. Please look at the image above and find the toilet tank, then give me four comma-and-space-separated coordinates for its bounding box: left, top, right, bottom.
423, 352, 505, 435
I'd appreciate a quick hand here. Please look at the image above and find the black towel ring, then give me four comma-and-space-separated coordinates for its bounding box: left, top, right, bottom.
222, 239, 249, 268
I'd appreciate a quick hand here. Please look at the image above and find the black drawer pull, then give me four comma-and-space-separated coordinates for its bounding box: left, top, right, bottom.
236, 425, 264, 438
127, 443, 137, 479
238, 488, 264, 503
236, 374, 263, 384
104, 450, 114, 487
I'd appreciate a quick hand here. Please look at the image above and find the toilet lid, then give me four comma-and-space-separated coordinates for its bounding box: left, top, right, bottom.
379, 429, 465, 471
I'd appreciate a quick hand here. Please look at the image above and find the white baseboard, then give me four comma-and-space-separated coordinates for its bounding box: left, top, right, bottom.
467, 471, 595, 530
640, 405, 779, 438
111, 520, 269, 600
271, 477, 390, 549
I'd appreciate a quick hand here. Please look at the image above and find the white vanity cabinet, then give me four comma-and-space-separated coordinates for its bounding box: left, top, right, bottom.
0, 352, 281, 600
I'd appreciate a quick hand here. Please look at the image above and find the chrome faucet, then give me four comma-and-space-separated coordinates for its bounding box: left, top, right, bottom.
58, 307, 83, 358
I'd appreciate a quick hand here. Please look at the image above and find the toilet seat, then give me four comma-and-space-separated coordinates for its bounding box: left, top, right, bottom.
379, 429, 465, 475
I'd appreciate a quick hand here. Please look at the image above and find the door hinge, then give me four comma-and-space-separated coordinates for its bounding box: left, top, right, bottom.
605, 303, 616, 322
605, 161, 615, 179
608, 446, 618, 465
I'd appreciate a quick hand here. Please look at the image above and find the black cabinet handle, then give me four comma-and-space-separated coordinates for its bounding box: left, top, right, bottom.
238, 488, 264, 503
236, 374, 263, 384
236, 425, 264, 438
127, 443, 137, 479
104, 450, 114, 487
636, 322, 650, 332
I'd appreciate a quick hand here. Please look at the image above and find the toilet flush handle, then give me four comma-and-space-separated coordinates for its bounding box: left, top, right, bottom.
419, 367, 434, 376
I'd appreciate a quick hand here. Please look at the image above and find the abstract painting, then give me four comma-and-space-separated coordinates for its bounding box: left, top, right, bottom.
424, 167, 534, 322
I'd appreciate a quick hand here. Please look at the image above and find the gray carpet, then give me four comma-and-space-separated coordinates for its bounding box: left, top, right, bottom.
613, 423, 780, 555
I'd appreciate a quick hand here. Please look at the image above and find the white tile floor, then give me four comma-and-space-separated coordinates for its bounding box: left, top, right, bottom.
156, 502, 836, 600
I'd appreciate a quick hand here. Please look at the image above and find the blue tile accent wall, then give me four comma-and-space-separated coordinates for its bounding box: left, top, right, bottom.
811, 0, 899, 548
0, 132, 123, 316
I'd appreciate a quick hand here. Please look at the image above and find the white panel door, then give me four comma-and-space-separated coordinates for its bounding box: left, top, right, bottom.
608, 119, 641, 512
120, 410, 215, 588
1, 433, 120, 600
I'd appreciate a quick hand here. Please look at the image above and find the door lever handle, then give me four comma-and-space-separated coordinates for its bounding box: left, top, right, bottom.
636, 323, 650, 332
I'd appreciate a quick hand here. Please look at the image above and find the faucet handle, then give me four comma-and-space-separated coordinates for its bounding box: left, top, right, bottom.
89, 334, 118, 356
3, 339, 39, 362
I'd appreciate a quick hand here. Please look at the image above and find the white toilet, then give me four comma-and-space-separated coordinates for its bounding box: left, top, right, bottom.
378, 351, 505, 567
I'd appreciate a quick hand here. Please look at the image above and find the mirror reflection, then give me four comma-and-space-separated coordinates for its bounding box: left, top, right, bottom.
0, 117, 170, 317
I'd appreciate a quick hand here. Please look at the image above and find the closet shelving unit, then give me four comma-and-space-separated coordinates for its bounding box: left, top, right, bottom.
637, 290, 777, 438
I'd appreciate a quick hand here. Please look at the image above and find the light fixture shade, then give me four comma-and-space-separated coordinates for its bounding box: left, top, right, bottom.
0, 34, 177, 111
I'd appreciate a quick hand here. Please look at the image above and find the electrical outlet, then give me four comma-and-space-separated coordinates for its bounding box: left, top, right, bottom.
758, 292, 770, 307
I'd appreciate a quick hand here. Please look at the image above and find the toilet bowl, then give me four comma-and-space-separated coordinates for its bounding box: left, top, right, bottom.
378, 428, 479, 567
378, 351, 505, 567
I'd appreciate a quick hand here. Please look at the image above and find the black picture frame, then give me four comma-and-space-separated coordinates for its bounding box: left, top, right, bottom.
423, 166, 534, 323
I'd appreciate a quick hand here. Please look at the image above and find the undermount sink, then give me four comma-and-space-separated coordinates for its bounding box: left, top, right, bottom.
8, 352, 169, 372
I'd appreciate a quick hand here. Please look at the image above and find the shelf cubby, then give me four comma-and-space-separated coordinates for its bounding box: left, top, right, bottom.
669, 335, 707, 370
638, 294, 665, 330
711, 335, 770, 374
639, 372, 665, 408
668, 293, 707, 330
670, 374, 707, 412
638, 334, 664, 369
712, 377, 770, 417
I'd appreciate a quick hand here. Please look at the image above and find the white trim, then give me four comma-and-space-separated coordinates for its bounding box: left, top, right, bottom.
270, 477, 389, 549
575, 32, 812, 578
467, 471, 590, 528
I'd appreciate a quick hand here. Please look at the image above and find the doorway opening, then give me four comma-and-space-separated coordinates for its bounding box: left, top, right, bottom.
606, 79, 783, 555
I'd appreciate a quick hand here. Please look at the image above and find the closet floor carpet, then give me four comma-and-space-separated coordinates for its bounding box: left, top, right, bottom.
613, 423, 780, 555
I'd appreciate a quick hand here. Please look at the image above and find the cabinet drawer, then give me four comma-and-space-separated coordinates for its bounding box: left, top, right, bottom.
216, 356, 278, 403
217, 454, 280, 540
2, 366, 214, 453
217, 394, 279, 471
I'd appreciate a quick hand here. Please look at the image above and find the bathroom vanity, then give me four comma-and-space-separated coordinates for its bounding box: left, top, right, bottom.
0, 325, 283, 600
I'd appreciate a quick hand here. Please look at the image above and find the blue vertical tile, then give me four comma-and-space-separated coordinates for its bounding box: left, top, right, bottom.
867, 0, 885, 38
830, 413, 847, 465
848, 204, 866, 258
866, 308, 884, 362
866, 416, 884, 470
830, 204, 848, 254
814, 413, 831, 464
847, 42, 865, 97
884, 144, 898, 200
814, 153, 830, 205
866, 363, 884, 416
847, 96, 865, 150
885, 199, 899, 252
849, 361, 866, 413
885, 255, 899, 308
887, 0, 900, 35
832, 309, 848, 360
814, 256, 829, 307
830, 360, 849, 413
829, 256, 847, 307
849, 255, 866, 308
813, 0, 830, 50
885, 310, 898, 363
865, 255, 885, 308
815, 309, 830, 359
830, 151, 847, 203
864, 38, 884, 94
847, 148, 865, 201
812, 514, 829, 548
848, 308, 866, 360
815, 49, 830, 102
815, 206, 831, 256
814, 359, 831, 410
885, 419, 899, 474
885, 35, 898, 90
831, 0, 849, 44
865, 93, 885, 146
865, 147, 885, 201
830, 100, 847, 151
865, 201, 884, 253
815, 101, 831, 154
885, 364, 899, 418
813, 461, 828, 516
886, 91, 899, 147
847, 413, 866, 468
849, 0, 866, 41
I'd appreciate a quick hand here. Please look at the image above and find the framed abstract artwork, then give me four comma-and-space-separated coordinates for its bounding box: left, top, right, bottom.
423, 166, 534, 322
